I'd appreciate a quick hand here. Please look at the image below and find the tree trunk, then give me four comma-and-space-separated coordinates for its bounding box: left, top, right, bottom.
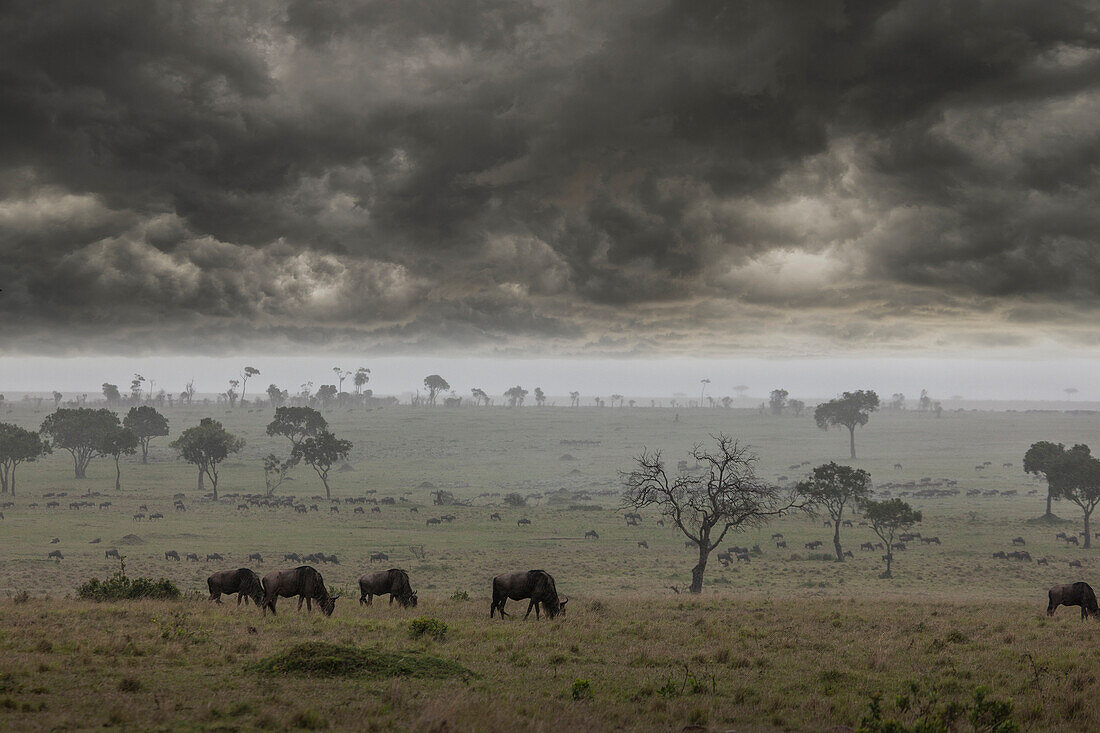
72, 451, 86, 479
9, 464, 15, 495
689, 538, 709, 593
848, 426, 856, 459
0, 463, 8, 494
884, 551, 893, 578
141, 440, 149, 464
1085, 510, 1092, 549
322, 473, 331, 500
197, 467, 204, 491
114, 456, 121, 491
1046, 486, 1054, 517
833, 518, 843, 562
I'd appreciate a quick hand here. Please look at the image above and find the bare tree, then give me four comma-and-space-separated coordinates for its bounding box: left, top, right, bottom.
622, 435, 805, 593
240, 366, 260, 404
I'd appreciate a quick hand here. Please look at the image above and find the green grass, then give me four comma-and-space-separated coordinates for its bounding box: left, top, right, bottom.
250, 641, 472, 680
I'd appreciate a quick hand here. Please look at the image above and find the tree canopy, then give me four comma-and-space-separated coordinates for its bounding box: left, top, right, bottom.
41, 407, 120, 478
1046, 444, 1100, 548
862, 497, 921, 577
123, 405, 169, 464
1023, 440, 1068, 518
266, 406, 327, 449
814, 390, 880, 459
96, 425, 139, 490
797, 462, 872, 561
504, 385, 528, 407
423, 375, 450, 406
294, 429, 352, 500
0, 423, 50, 494
171, 418, 244, 500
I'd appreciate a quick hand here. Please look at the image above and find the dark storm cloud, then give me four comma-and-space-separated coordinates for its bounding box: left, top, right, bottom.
2, 0, 1100, 356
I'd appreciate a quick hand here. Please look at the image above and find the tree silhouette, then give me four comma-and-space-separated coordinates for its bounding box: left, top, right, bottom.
171, 418, 244, 500
814, 390, 880, 459
862, 498, 921, 578
423, 375, 450, 406
41, 408, 120, 478
96, 425, 138, 490
569, 391, 580, 407
1024, 440, 1069, 518
0, 424, 50, 494
798, 463, 872, 561
769, 389, 788, 415
123, 405, 169, 464
295, 430, 352, 500
240, 366, 260, 404
504, 386, 528, 407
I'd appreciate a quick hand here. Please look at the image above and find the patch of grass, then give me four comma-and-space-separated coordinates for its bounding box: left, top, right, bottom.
249, 642, 472, 680
117, 676, 142, 692
408, 616, 448, 641
571, 677, 592, 700
449, 589, 470, 602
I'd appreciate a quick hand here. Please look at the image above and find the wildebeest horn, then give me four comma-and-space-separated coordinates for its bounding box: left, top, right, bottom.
330, 592, 342, 599
560, 596, 568, 605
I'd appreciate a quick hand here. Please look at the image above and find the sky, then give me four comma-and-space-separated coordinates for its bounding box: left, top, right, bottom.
2, 1, 1100, 396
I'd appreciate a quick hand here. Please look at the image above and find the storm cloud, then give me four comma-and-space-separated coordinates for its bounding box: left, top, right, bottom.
2, 0, 1099, 356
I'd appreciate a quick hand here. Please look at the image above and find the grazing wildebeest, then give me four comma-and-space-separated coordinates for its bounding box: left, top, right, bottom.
353, 506, 365, 514
50, 537, 59, 544
330, 506, 339, 513
165, 550, 180, 561
132, 513, 144, 521
1037, 557, 1049, 565
490, 513, 502, 521
371, 506, 381, 513
1067, 535, 1080, 545
284, 552, 302, 562
517, 518, 531, 527
775, 540, 787, 549
358, 568, 417, 607
248, 553, 263, 563
921, 537, 941, 545
261, 566, 339, 616
426, 518, 441, 527
1012, 537, 1026, 546
369, 552, 389, 563
771, 533, 784, 540
993, 551, 1007, 559
149, 512, 163, 520
1070, 560, 1083, 568
48, 550, 63, 560
186, 553, 200, 562
805, 541, 823, 550
637, 540, 648, 549
584, 530, 599, 540
206, 553, 224, 562
208, 568, 265, 606
105, 549, 120, 559
716, 552, 732, 565
490, 570, 567, 620
860, 542, 874, 551
1047, 582, 1099, 619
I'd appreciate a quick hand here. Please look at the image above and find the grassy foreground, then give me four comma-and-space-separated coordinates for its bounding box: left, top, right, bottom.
0, 594, 1095, 731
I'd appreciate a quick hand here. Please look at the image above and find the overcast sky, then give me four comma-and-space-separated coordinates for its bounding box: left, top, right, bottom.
2, 1, 1100, 395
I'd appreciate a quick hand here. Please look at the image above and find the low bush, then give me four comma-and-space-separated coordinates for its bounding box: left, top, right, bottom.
408, 616, 448, 641
77, 558, 180, 601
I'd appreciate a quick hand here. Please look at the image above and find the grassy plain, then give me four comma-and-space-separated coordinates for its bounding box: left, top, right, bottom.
1, 402, 1100, 730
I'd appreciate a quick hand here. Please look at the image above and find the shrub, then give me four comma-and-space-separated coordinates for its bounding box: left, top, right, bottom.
571, 678, 591, 700
117, 677, 142, 693
450, 590, 470, 602
77, 558, 180, 601
503, 492, 527, 507
408, 617, 448, 641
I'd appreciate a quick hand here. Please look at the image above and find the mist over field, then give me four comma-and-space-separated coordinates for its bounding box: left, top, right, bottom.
3, 0, 1100, 730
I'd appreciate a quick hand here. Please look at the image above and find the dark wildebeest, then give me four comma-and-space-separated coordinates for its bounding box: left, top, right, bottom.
284, 552, 302, 562
186, 552, 199, 562
165, 550, 180, 561
490, 512, 502, 521
48, 550, 63, 560
358, 568, 417, 607
248, 553, 263, 563
1047, 582, 1100, 619
1012, 537, 1026, 546
490, 570, 568, 620
105, 549, 120, 559
261, 566, 339, 616
206, 553, 224, 562
208, 568, 264, 606
426, 518, 441, 527
584, 530, 599, 540
369, 552, 389, 563
517, 518, 531, 527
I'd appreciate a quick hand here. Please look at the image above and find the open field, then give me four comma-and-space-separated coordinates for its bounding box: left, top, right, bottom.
2, 402, 1100, 729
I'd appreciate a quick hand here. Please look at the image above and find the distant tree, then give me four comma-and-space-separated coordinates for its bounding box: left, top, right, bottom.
534, 387, 546, 406
862, 498, 921, 578
102, 383, 121, 406
769, 389, 788, 415
733, 385, 749, 399
262, 453, 295, 496
890, 393, 906, 410
721, 396, 733, 409
932, 401, 943, 417
240, 366, 260, 404
266, 384, 288, 408
40, 408, 120, 478
788, 399, 806, 417
294, 429, 352, 500
1048, 444, 1100, 548
0, 424, 50, 494
423, 375, 450, 406
171, 418, 244, 499
315, 384, 338, 410
622, 435, 804, 593
503, 492, 526, 507
798, 463, 872, 561
1024, 440, 1067, 518
123, 406, 169, 464
332, 367, 350, 394
267, 406, 327, 451
700, 378, 710, 404
918, 389, 932, 411
569, 391, 580, 407
1065, 387, 1079, 400
628, 399, 636, 408
353, 368, 371, 395
611, 394, 624, 408
181, 380, 196, 406
225, 379, 240, 408
431, 489, 456, 506
130, 374, 146, 403
471, 387, 489, 407
96, 426, 138, 490
52, 391, 62, 409
504, 386, 528, 407
814, 390, 880, 459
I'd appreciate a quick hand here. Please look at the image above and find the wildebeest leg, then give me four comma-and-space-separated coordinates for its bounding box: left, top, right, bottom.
524, 599, 537, 619
210, 592, 221, 604
237, 593, 245, 606
298, 596, 305, 611
1047, 592, 1056, 616
264, 598, 277, 616
306, 597, 312, 611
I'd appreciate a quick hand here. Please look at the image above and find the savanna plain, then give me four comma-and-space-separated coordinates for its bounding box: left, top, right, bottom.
1, 402, 1098, 731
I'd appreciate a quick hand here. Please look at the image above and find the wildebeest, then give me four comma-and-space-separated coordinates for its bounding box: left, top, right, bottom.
358, 568, 417, 607
517, 518, 531, 527
208, 568, 265, 606
804, 540, 823, 550
105, 549, 120, 559
921, 537, 941, 545
860, 542, 874, 551
50, 537, 59, 544
1012, 537, 1026, 546
1070, 559, 1083, 568
637, 540, 648, 549
584, 530, 599, 540
165, 550, 180, 561
261, 566, 339, 616
48, 550, 63, 560
1047, 582, 1099, 619
775, 540, 787, 549
489, 513, 502, 521
206, 553, 224, 562
426, 518, 442, 527
186, 552, 200, 562
353, 506, 365, 514
371, 506, 381, 513
369, 552, 389, 563
490, 570, 567, 620
248, 553, 263, 563
284, 552, 302, 562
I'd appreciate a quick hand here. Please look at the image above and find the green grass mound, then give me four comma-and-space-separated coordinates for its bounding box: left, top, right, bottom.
250, 642, 474, 680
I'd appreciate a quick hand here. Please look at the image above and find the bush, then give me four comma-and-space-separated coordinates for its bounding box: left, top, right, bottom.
77, 558, 180, 601
571, 678, 591, 700
503, 492, 527, 507
450, 590, 470, 602
408, 617, 448, 641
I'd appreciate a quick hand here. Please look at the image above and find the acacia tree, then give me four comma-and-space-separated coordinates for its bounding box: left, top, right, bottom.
102, 383, 121, 405
52, 391, 63, 409
0, 424, 50, 494
769, 389, 788, 415
353, 367, 371, 395
797, 462, 872, 561
622, 435, 804, 593
534, 387, 546, 406
41, 408, 120, 478
266, 406, 327, 450
96, 426, 138, 490
266, 384, 288, 408
814, 390, 880, 459
316, 384, 338, 410
122, 405, 169, 464
423, 375, 450, 406
295, 429, 352, 500
1024, 440, 1068, 519
862, 498, 921, 577
569, 391, 580, 407
505, 386, 528, 407
171, 418, 244, 500
788, 399, 806, 417
1047, 444, 1100, 548
240, 366, 260, 404
263, 454, 295, 496
471, 388, 489, 406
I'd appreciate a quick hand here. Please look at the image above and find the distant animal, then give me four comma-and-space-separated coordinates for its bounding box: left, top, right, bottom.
637, 541, 648, 549
369, 552, 389, 563
358, 568, 417, 607
248, 553, 263, 563
409, 507, 418, 513
371, 506, 381, 513
1048, 582, 1099, 619
48, 550, 63, 560
208, 568, 265, 606
860, 542, 874, 551
237, 504, 249, 511
1037, 557, 1049, 566
261, 566, 339, 616
426, 518, 441, 526
490, 513, 502, 521
206, 553, 224, 562
89, 538, 101, 544
50, 537, 59, 544
490, 570, 567, 620
656, 519, 664, 527
804, 541, 823, 550
1012, 537, 1026, 546
843, 550, 854, 559
584, 530, 599, 540
284, 553, 302, 562
186, 553, 199, 562
165, 550, 180, 561
353, 507, 365, 514
775, 540, 787, 549
1070, 560, 1083, 568
330, 506, 339, 513
149, 512, 163, 520
894, 463, 902, 470
771, 533, 784, 540
1066, 536, 1080, 545
921, 537, 941, 545
716, 552, 732, 565
993, 551, 1007, 559
99, 502, 111, 509
517, 518, 531, 527
132, 514, 144, 521
105, 549, 120, 559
